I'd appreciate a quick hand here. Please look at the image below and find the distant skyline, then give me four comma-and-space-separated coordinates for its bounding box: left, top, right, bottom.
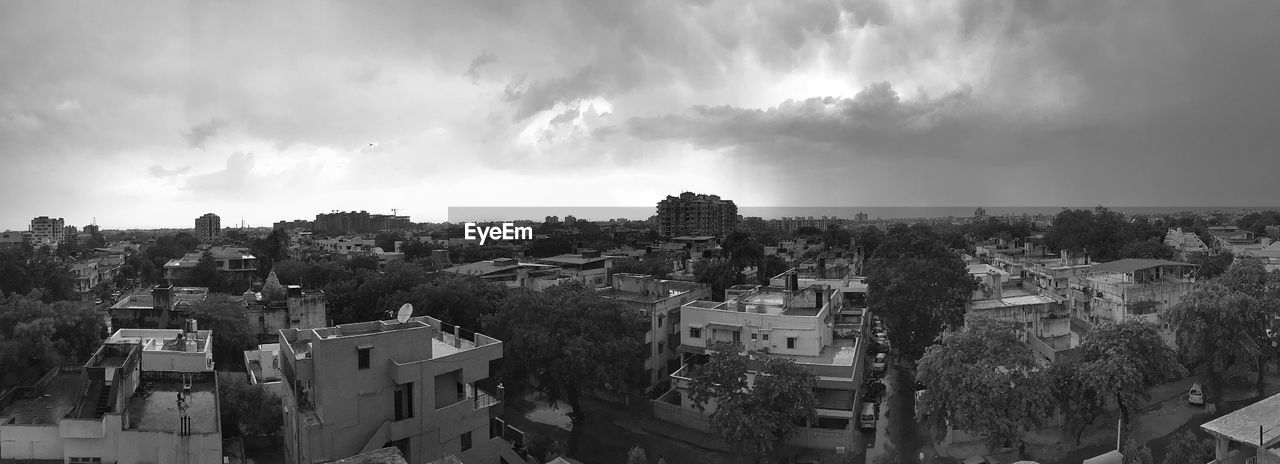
3, 1, 1279, 229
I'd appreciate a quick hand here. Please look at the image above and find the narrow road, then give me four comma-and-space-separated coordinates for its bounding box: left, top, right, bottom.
863, 361, 953, 464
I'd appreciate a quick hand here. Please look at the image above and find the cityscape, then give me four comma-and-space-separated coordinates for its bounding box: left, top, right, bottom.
4, 2, 1280, 464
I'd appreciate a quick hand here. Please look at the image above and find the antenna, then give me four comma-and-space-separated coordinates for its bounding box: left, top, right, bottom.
396, 303, 412, 323
391, 208, 407, 216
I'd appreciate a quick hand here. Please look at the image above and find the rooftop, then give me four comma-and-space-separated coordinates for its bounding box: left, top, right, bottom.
782, 337, 858, 366
442, 260, 557, 277
970, 293, 1059, 311
0, 370, 82, 425
1088, 259, 1195, 274
336, 447, 410, 464
125, 379, 219, 434
704, 286, 832, 317
106, 329, 211, 353
1201, 391, 1280, 447
536, 254, 610, 265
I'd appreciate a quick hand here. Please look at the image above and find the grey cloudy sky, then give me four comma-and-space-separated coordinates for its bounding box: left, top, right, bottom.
2, 0, 1278, 229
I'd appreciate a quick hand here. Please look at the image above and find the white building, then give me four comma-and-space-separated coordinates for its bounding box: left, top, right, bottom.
0, 323, 222, 463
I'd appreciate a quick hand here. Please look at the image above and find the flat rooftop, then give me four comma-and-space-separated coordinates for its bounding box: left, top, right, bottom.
126, 380, 218, 434
0, 371, 82, 425
721, 287, 827, 316
597, 285, 701, 304
783, 338, 858, 366
107, 329, 211, 352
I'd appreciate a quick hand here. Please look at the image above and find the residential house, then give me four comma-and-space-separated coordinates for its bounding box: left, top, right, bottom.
164, 246, 259, 286
596, 274, 712, 394
533, 250, 613, 288
242, 271, 328, 344
441, 258, 571, 290
109, 284, 210, 330
655, 279, 866, 450
244, 343, 285, 396
278, 316, 523, 464
1067, 259, 1198, 347
1199, 391, 1280, 464
1165, 228, 1210, 256
0, 323, 222, 463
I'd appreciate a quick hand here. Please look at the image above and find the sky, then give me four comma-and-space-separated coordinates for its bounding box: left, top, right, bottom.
2, 0, 1279, 229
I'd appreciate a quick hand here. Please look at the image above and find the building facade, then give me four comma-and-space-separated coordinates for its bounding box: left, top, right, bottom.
278, 316, 522, 464
241, 272, 328, 343
195, 213, 221, 243
656, 192, 738, 238
29, 216, 66, 249
597, 274, 712, 394
1067, 259, 1198, 347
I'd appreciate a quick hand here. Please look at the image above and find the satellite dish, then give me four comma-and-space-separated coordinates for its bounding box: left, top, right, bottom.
396, 303, 412, 323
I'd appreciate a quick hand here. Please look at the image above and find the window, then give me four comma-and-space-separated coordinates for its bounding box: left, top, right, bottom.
762, 334, 769, 341
658, 341, 665, 354
750, 333, 758, 342
394, 383, 414, 421
689, 327, 702, 339
657, 315, 665, 327
357, 347, 371, 370
731, 331, 741, 343
786, 337, 796, 349
461, 431, 473, 451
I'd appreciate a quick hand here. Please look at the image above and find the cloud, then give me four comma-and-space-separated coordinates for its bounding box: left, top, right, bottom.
182, 118, 230, 150
147, 164, 190, 178
506, 66, 601, 121
464, 51, 496, 83
182, 152, 254, 193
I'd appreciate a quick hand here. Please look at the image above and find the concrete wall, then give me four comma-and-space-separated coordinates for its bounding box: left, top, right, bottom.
0, 423, 62, 460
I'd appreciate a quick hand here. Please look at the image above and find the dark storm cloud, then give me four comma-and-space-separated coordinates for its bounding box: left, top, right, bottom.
182, 118, 230, 150
507, 66, 601, 121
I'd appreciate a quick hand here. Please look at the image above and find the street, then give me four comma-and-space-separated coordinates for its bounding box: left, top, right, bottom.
860, 360, 950, 464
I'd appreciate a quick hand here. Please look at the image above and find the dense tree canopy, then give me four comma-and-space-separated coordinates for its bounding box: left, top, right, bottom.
694, 260, 745, 301
685, 341, 817, 460
481, 282, 646, 430
916, 317, 1054, 457
0, 292, 106, 386
218, 374, 284, 437
1053, 320, 1185, 441
0, 249, 76, 302
866, 224, 977, 360
1044, 207, 1173, 261
185, 294, 255, 368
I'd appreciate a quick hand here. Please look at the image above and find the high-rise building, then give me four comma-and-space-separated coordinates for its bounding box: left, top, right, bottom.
195, 213, 221, 242
29, 216, 66, 248
313, 211, 410, 234
656, 192, 738, 238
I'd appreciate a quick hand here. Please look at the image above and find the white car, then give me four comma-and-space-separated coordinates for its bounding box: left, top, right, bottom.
872, 353, 887, 372
1188, 383, 1205, 406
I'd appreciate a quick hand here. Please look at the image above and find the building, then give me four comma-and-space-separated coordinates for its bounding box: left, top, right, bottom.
966, 263, 1076, 365
70, 257, 123, 301
596, 274, 712, 393
656, 192, 738, 238
335, 447, 411, 464
0, 230, 30, 249
655, 278, 867, 450
974, 207, 987, 219
533, 251, 613, 288
314, 211, 411, 235
1067, 259, 1198, 347
278, 315, 523, 464
1199, 391, 1280, 464
275, 219, 315, 231
164, 246, 259, 286
29, 216, 66, 249
109, 284, 210, 330
241, 271, 328, 343
0, 323, 222, 463
441, 258, 570, 290
245, 343, 285, 396
195, 213, 221, 243
774, 217, 846, 236
1165, 228, 1209, 256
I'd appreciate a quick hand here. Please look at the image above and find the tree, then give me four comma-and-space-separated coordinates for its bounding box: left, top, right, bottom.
345, 254, 380, 272
218, 374, 284, 437
685, 341, 817, 461
609, 255, 674, 280
823, 226, 852, 250
866, 224, 977, 360
693, 260, 744, 301
185, 295, 255, 368
1063, 320, 1185, 433
626, 445, 648, 464
1160, 430, 1215, 464
527, 236, 574, 258
916, 316, 1054, 458
387, 276, 509, 331
1164, 279, 1261, 406
374, 231, 405, 253
1121, 438, 1153, 464
757, 255, 789, 285
0, 292, 105, 385
1184, 251, 1234, 280
1118, 238, 1177, 260
481, 282, 646, 434
192, 251, 230, 293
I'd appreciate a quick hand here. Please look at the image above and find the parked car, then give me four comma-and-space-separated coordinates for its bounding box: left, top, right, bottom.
1188, 383, 1205, 405
872, 353, 887, 372
859, 402, 879, 430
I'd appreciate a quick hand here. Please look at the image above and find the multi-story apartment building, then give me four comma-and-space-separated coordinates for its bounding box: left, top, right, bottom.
164, 246, 259, 286
29, 216, 66, 249
655, 279, 866, 450
70, 257, 123, 301
241, 271, 328, 343
656, 192, 738, 238
278, 315, 523, 464
1067, 259, 1198, 347
597, 274, 712, 394
533, 251, 614, 288
966, 263, 1074, 365
773, 216, 847, 236
313, 211, 411, 235
0, 323, 222, 463
195, 213, 221, 243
